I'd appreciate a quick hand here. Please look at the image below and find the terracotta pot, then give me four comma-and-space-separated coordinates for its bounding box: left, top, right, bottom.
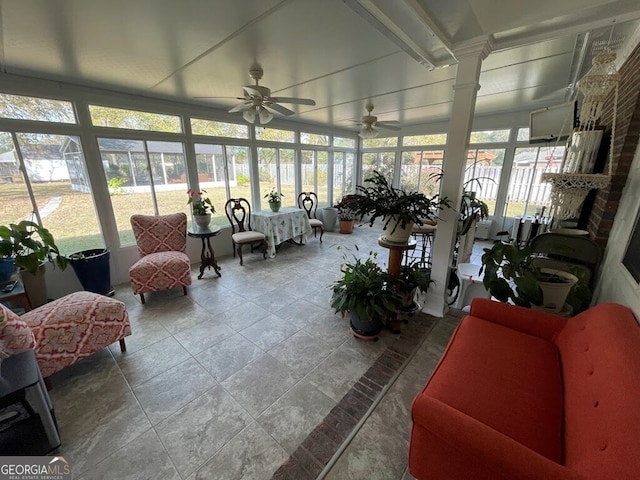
339, 220, 354, 234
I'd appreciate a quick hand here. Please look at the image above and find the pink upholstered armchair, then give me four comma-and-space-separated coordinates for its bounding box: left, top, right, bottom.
0, 291, 131, 378
129, 212, 192, 304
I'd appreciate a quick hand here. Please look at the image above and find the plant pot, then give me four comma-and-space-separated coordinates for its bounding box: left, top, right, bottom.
322, 207, 338, 231
536, 268, 578, 313
68, 248, 113, 296
269, 201, 281, 212
383, 216, 413, 243
20, 264, 47, 308
339, 220, 354, 234
349, 310, 383, 337
193, 214, 211, 229
0, 257, 15, 283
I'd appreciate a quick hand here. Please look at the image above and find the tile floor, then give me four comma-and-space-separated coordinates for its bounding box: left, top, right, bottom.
47, 224, 472, 479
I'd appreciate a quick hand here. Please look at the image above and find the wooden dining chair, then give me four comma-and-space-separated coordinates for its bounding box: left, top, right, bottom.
297, 192, 324, 243
224, 198, 266, 265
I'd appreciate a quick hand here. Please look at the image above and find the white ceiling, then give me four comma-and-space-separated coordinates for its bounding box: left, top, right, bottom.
1, 0, 639, 133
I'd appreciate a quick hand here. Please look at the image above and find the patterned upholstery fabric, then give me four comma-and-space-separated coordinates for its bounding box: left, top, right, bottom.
129, 213, 192, 298
1, 291, 131, 377
0, 306, 36, 358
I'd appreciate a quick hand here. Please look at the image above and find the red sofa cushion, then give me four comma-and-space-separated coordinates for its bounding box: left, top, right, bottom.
423, 314, 564, 462
554, 303, 640, 479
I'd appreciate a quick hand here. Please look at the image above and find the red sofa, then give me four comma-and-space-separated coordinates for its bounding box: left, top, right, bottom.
409, 298, 640, 480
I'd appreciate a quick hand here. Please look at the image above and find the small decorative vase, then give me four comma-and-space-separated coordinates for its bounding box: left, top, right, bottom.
0, 257, 15, 283
269, 201, 281, 212
193, 214, 211, 229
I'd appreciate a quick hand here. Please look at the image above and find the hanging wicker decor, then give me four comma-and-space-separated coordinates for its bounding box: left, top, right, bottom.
542, 47, 619, 220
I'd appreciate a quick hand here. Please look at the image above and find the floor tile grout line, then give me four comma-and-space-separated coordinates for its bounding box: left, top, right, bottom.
315, 316, 440, 480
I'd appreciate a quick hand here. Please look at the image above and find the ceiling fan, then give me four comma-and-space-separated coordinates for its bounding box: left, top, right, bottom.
355, 102, 401, 138
225, 66, 316, 125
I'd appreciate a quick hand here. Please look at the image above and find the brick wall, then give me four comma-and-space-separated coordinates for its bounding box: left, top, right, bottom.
588, 41, 640, 249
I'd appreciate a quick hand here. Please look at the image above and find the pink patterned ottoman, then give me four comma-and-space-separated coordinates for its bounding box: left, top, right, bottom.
0, 291, 131, 378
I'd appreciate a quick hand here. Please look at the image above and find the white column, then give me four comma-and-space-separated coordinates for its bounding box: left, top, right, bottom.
423, 38, 493, 317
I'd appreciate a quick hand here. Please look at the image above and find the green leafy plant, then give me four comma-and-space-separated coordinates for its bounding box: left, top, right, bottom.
187, 189, 215, 215
398, 261, 433, 294
335, 195, 357, 221
330, 249, 402, 321
0, 220, 67, 274
264, 188, 284, 204
479, 241, 543, 308
347, 170, 450, 234
107, 176, 128, 194
458, 192, 490, 236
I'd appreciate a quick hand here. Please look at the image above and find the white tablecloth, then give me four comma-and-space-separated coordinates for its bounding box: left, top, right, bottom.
251, 207, 312, 257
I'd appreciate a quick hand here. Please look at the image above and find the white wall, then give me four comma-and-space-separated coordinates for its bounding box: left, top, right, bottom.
593, 141, 640, 317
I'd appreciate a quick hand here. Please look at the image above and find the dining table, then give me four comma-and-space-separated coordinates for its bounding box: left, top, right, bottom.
251, 207, 312, 258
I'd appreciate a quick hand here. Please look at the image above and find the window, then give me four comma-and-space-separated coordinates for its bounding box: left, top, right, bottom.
400, 150, 444, 197
300, 132, 329, 146
257, 147, 295, 210
362, 137, 398, 148
334, 137, 356, 148
194, 144, 251, 225
98, 138, 188, 243
301, 150, 329, 205
255, 127, 295, 143
470, 129, 510, 143
402, 134, 447, 147
190, 119, 249, 139
333, 152, 354, 202
465, 149, 505, 215
6, 133, 103, 254
517, 128, 530, 142
506, 146, 565, 217
0, 93, 76, 123
362, 151, 396, 182
89, 106, 182, 133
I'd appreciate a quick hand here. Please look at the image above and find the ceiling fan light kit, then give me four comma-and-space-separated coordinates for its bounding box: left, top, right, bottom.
356, 102, 400, 139
228, 65, 315, 125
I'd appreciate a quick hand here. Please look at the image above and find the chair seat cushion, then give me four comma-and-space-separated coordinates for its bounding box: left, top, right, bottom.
21, 291, 131, 377
129, 251, 191, 295
232, 231, 265, 243
423, 315, 564, 462
309, 219, 323, 228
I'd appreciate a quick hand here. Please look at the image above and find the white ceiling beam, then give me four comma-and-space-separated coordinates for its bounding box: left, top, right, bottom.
342, 0, 444, 68
403, 0, 456, 58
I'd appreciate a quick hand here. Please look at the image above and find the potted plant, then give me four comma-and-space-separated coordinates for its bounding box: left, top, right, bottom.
187, 188, 215, 229
397, 261, 433, 313
335, 195, 357, 234
480, 241, 579, 313
0, 220, 67, 307
347, 170, 450, 243
330, 249, 402, 337
264, 188, 284, 212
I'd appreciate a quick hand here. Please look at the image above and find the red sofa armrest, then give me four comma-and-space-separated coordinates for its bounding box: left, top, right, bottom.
469, 298, 566, 340
410, 394, 585, 480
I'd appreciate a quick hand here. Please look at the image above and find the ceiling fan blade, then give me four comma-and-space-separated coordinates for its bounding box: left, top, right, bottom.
265, 103, 295, 116
376, 122, 401, 131
270, 97, 316, 106
228, 102, 252, 113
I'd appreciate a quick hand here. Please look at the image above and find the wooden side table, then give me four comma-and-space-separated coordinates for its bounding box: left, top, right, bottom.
0, 278, 31, 313
378, 236, 416, 333
188, 225, 222, 279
